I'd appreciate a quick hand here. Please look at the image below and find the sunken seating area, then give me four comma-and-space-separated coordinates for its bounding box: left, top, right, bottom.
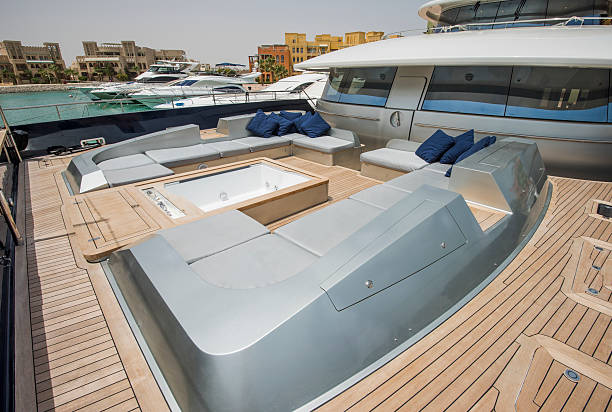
107, 138, 548, 411
65, 112, 362, 194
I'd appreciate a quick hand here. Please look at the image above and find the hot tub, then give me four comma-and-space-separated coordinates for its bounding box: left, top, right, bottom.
164, 162, 311, 212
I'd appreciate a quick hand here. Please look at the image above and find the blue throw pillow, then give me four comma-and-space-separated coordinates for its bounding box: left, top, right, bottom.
258, 115, 279, 138
415, 130, 456, 163
279, 111, 302, 121
300, 112, 331, 138
293, 112, 313, 134
269, 113, 294, 136
446, 135, 497, 177
246, 109, 266, 135
439, 129, 475, 164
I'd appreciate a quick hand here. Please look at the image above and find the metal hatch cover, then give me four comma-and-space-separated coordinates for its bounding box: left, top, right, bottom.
322, 200, 467, 310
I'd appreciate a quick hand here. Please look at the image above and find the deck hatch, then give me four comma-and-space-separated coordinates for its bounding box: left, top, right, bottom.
323, 200, 467, 310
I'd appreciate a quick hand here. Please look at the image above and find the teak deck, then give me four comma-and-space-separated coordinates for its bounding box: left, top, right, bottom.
15, 154, 610, 411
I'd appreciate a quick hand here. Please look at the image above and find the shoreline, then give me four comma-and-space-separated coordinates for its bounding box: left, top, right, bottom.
0, 82, 103, 94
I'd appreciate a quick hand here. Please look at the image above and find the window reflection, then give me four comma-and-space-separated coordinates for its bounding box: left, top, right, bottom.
322, 67, 397, 106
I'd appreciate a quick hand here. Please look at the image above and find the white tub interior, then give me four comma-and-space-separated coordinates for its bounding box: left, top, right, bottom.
164, 163, 311, 212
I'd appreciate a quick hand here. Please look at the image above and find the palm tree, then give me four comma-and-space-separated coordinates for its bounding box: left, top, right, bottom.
272, 65, 289, 81
1, 68, 16, 85
37, 68, 54, 84
258, 56, 277, 83
64, 68, 77, 81
49, 64, 63, 82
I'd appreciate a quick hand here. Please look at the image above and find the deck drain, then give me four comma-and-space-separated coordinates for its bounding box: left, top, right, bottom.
564, 369, 580, 382
586, 288, 600, 295
592, 265, 602, 270
594, 246, 604, 251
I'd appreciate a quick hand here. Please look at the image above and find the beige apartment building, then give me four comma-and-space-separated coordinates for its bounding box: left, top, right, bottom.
0, 40, 66, 82
73, 41, 188, 80
284, 31, 384, 70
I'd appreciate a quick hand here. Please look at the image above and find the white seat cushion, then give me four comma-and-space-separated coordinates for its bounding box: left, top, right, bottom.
208, 141, 251, 157
360, 148, 429, 172
97, 154, 154, 171
275, 199, 383, 256
385, 169, 450, 193
190, 234, 317, 289
103, 163, 173, 187
145, 144, 220, 167
158, 210, 269, 263
233, 136, 291, 152
350, 184, 410, 210
293, 136, 354, 154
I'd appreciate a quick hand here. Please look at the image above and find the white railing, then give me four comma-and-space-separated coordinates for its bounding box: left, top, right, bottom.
384, 16, 612, 38
0, 89, 316, 126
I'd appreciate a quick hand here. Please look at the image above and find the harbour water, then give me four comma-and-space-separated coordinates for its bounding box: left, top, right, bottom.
0, 89, 150, 127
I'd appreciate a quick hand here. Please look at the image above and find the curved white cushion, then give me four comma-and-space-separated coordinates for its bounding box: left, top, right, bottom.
361, 148, 429, 172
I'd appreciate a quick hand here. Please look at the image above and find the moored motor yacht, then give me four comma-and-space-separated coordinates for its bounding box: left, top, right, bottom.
153, 72, 327, 109
129, 72, 262, 108
89, 61, 199, 100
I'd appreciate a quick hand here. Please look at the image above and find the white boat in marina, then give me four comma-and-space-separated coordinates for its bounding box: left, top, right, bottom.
89, 61, 199, 100
129, 72, 262, 108
153, 72, 327, 109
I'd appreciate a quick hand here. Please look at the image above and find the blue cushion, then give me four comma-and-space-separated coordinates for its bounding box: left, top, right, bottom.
415, 130, 456, 163
259, 116, 279, 138
279, 111, 302, 121
446, 136, 497, 177
300, 112, 331, 138
246, 109, 266, 135
439, 130, 475, 164
269, 113, 294, 136
293, 112, 313, 134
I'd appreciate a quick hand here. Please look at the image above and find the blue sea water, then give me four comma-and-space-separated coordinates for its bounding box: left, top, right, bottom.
0, 89, 150, 127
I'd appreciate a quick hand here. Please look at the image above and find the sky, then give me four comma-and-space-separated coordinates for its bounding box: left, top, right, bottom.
2, 0, 426, 67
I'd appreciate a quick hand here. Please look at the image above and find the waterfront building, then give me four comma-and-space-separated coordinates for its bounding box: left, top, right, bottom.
248, 44, 292, 83
252, 31, 386, 75
73, 41, 189, 80
0, 40, 66, 83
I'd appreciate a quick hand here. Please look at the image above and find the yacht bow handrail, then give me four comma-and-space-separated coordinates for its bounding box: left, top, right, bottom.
383, 16, 612, 38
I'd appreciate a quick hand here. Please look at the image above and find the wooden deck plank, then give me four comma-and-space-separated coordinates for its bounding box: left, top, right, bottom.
318, 176, 612, 411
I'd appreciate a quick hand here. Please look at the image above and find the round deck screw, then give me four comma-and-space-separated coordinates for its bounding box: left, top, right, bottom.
365, 280, 374, 289
440, 242, 446, 249
564, 369, 580, 382
586, 288, 599, 295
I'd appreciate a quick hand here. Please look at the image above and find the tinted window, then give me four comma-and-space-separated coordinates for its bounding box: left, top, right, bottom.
422, 66, 512, 116
516, 0, 549, 23
546, 0, 595, 18
322, 67, 397, 106
495, 0, 522, 22
322, 68, 346, 102
506, 67, 610, 122
438, 7, 460, 25
474, 2, 501, 29
455, 4, 478, 25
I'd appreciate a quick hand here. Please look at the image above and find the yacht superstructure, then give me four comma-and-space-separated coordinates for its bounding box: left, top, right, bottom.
296, 4, 612, 179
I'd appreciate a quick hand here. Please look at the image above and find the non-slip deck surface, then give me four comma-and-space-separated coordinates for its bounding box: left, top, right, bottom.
316, 177, 612, 411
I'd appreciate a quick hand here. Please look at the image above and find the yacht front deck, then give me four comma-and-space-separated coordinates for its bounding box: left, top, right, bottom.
14, 154, 610, 411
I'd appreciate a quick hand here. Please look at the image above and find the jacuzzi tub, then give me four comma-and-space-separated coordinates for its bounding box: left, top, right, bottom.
163, 162, 311, 212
